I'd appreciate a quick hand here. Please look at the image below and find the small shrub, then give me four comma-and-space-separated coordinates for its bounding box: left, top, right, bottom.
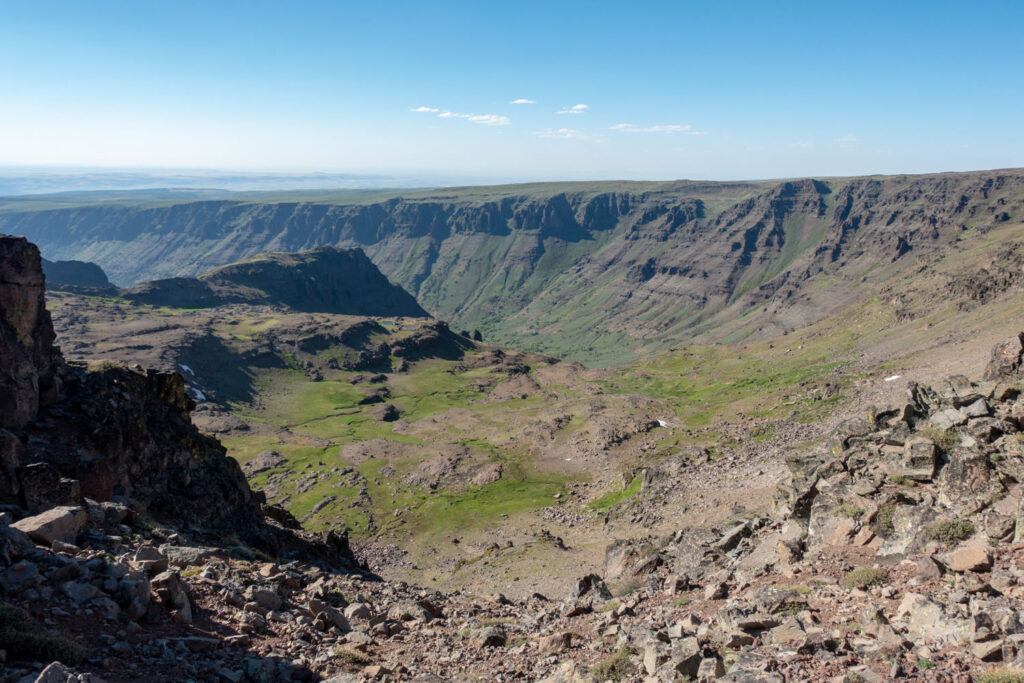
335, 649, 369, 666
918, 658, 935, 670
0, 603, 89, 665
595, 599, 621, 613
612, 577, 643, 598
927, 519, 975, 545
842, 567, 887, 590
670, 596, 691, 608
975, 667, 1024, 683
872, 503, 897, 537
505, 635, 531, 648
777, 602, 808, 617
888, 474, 908, 486
590, 646, 636, 682
919, 426, 960, 453
837, 504, 865, 519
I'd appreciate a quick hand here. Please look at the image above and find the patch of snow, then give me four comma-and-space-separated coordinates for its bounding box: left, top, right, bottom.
189, 386, 206, 401
657, 419, 668, 428
178, 364, 195, 375
884, 375, 901, 382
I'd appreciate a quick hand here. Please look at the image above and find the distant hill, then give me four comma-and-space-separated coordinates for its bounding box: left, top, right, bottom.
121, 246, 428, 317
40, 257, 112, 290
5, 170, 1024, 364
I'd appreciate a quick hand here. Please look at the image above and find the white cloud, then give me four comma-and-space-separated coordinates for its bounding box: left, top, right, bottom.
557, 104, 588, 115
835, 134, 858, 143
437, 111, 510, 126
510, 98, 535, 104
535, 127, 588, 140
410, 106, 439, 113
467, 114, 511, 126
609, 123, 705, 135
787, 141, 813, 149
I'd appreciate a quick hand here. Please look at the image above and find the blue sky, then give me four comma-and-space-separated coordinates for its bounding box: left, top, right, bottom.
1, 0, 1021, 181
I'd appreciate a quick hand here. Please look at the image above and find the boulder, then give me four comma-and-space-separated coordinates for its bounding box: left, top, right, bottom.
62, 581, 98, 604
386, 601, 433, 623
941, 540, 992, 573
570, 573, 613, 601
0, 523, 33, 564
343, 602, 372, 621
897, 593, 970, 642
938, 449, 1003, 515
540, 632, 572, 654
930, 408, 967, 430
247, 586, 282, 611
984, 333, 1024, 380
0, 559, 39, 593
160, 545, 228, 568
475, 626, 507, 648
151, 570, 192, 624
538, 661, 597, 683
130, 545, 169, 574
901, 438, 937, 481
916, 555, 945, 581
33, 661, 107, 683
670, 636, 702, 677
11, 506, 86, 545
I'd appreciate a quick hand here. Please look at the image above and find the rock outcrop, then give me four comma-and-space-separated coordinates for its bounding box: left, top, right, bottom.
0, 237, 60, 429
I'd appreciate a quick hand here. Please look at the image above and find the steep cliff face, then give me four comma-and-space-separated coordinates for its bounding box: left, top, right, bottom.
4, 171, 1024, 362
0, 237, 60, 428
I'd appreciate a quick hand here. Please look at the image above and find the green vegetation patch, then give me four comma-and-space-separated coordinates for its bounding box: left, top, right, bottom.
588, 475, 642, 511
871, 503, 897, 537
589, 646, 636, 681
918, 426, 961, 454
837, 503, 865, 519
408, 467, 566, 537
927, 519, 975, 545
841, 567, 887, 590
976, 669, 1024, 683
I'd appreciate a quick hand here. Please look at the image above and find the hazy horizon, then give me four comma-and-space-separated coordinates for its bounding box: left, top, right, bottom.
4, 163, 1024, 198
